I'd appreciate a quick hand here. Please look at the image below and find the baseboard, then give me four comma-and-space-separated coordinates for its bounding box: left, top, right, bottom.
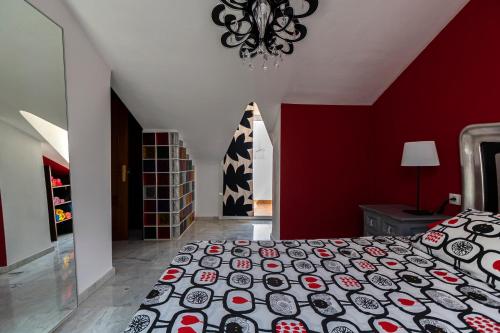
195, 216, 272, 221
0, 245, 55, 274
49, 307, 78, 333
219, 215, 272, 220
77, 267, 115, 305
195, 216, 218, 221
255, 200, 272, 205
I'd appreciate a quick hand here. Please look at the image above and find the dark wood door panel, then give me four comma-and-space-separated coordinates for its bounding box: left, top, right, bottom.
111, 90, 130, 240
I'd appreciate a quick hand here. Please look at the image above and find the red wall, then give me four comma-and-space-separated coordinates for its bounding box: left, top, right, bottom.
43, 156, 70, 175
279, 0, 500, 239
371, 0, 500, 214
0, 192, 6, 267
280, 104, 373, 239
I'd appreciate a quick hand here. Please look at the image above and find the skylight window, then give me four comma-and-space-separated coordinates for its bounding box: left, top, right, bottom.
20, 110, 69, 163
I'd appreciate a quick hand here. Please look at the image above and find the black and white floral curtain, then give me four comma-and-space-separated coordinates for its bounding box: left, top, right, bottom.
222, 103, 254, 216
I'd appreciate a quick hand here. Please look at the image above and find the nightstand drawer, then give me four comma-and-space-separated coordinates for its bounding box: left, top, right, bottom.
365, 213, 381, 230
360, 204, 450, 237
381, 219, 399, 236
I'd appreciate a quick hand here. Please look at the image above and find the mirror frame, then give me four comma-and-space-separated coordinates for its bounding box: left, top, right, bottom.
460, 122, 500, 211
26, 0, 79, 318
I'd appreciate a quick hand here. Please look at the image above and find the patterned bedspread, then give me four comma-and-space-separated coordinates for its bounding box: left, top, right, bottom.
125, 237, 500, 333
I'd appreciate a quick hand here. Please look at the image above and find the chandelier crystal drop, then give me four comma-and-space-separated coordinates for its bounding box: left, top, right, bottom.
212, 0, 319, 70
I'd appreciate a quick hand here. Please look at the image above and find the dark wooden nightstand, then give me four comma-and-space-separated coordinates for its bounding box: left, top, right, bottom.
359, 204, 450, 237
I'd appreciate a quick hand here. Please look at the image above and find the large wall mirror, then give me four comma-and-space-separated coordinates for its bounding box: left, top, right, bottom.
461, 122, 500, 213
0, 1, 77, 332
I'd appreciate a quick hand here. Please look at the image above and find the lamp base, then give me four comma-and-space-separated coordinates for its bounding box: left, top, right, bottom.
403, 209, 434, 216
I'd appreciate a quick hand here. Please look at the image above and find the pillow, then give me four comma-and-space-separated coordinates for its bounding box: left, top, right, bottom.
412, 209, 500, 289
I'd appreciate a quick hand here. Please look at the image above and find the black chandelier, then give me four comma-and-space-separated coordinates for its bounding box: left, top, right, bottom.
212, 0, 319, 69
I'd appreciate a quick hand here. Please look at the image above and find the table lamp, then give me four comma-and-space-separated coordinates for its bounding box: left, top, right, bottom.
401, 141, 440, 215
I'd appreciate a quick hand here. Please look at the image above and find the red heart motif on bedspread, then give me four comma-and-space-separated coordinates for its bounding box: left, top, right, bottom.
232, 297, 249, 304
444, 276, 458, 282
267, 263, 279, 268
447, 219, 458, 225
493, 260, 500, 272
162, 274, 176, 281
386, 261, 397, 266
398, 298, 415, 306
308, 283, 321, 289
181, 315, 200, 326
178, 327, 196, 333
166, 269, 179, 274
208, 247, 220, 253
379, 321, 399, 332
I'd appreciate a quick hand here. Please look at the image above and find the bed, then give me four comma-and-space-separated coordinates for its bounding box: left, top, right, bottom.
125, 211, 500, 333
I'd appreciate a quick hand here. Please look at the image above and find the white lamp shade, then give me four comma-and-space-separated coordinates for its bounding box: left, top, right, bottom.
401, 141, 440, 167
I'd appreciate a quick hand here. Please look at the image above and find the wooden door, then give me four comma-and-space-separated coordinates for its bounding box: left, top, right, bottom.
127, 112, 143, 239
111, 90, 130, 240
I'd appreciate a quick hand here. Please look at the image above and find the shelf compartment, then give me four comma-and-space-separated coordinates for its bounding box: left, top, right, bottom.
142, 131, 194, 240
143, 200, 157, 212
158, 213, 170, 226
158, 227, 171, 239
143, 227, 157, 240
142, 146, 156, 159
143, 213, 157, 226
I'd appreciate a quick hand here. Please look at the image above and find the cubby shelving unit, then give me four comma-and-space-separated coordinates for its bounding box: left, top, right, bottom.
142, 131, 195, 240
43, 164, 73, 241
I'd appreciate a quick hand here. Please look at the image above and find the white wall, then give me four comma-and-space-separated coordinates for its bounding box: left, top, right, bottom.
195, 160, 221, 218
271, 112, 281, 240
0, 120, 52, 265
42, 142, 69, 169
29, 0, 112, 296
253, 120, 273, 201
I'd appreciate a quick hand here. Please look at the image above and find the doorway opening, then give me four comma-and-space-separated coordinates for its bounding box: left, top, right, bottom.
111, 89, 144, 240
221, 102, 273, 218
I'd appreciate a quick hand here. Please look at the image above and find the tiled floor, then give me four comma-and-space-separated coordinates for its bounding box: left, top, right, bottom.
55, 219, 272, 333
0, 234, 77, 333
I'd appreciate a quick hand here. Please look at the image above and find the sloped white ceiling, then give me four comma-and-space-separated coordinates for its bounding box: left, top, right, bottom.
65, 0, 468, 161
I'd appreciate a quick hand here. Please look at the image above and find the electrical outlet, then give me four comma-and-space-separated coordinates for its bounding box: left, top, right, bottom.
449, 193, 462, 206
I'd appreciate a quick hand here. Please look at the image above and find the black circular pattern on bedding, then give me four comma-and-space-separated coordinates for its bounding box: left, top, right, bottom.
126, 315, 150, 333
406, 255, 434, 268
458, 285, 500, 308
146, 289, 159, 299
186, 290, 209, 304
230, 272, 252, 288
424, 289, 468, 311
354, 295, 378, 309
472, 223, 494, 234
450, 240, 474, 256
124, 237, 499, 333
